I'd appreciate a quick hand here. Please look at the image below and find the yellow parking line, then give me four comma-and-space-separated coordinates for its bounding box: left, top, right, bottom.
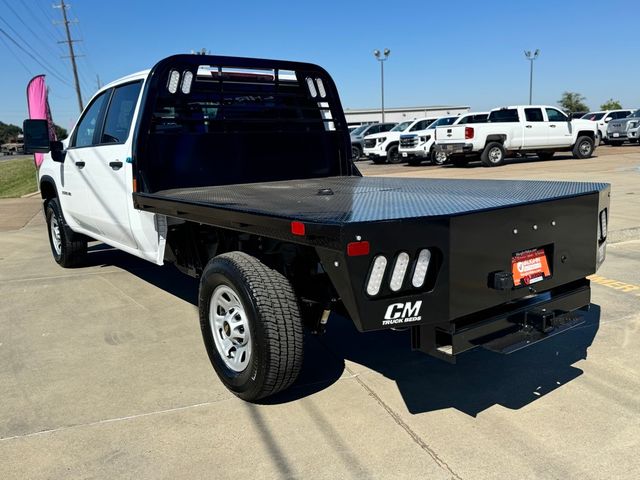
588, 274, 640, 296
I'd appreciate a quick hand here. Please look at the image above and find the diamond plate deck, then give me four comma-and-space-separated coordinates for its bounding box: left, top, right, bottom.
138, 177, 608, 225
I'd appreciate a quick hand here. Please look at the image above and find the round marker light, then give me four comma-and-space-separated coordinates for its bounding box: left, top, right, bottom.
412, 249, 431, 288
167, 70, 180, 93
366, 255, 387, 296
390, 252, 410, 291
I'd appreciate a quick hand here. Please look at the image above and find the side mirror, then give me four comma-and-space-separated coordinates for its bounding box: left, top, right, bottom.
22, 119, 51, 153
50, 141, 66, 163
604, 117, 611, 123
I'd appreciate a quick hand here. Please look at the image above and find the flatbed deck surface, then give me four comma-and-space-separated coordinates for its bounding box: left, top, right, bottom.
136, 177, 607, 224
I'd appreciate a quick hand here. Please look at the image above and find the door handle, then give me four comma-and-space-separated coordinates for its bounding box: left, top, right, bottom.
525, 125, 532, 128
550, 125, 557, 128
75, 161, 85, 168
109, 161, 123, 170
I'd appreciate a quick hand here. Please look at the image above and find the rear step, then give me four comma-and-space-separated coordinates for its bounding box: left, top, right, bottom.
411, 280, 590, 363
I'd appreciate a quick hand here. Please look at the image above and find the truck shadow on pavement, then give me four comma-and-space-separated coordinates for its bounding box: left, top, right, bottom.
271, 306, 601, 417
85, 244, 600, 417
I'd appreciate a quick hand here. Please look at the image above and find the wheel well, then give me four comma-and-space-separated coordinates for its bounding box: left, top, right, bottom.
485, 134, 506, 146
40, 178, 57, 201
576, 131, 595, 141
386, 141, 399, 151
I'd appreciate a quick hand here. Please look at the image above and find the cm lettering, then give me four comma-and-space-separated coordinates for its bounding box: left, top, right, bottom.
384, 301, 423, 321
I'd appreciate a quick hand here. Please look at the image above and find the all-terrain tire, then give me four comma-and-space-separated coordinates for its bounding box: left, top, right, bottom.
572, 136, 595, 159
45, 197, 87, 267
198, 252, 303, 402
481, 142, 506, 167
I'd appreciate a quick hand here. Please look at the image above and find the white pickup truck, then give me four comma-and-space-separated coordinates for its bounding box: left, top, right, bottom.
363, 118, 435, 164
399, 112, 488, 166
435, 105, 598, 167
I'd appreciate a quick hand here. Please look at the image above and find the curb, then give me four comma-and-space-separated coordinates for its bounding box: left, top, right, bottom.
20, 191, 41, 199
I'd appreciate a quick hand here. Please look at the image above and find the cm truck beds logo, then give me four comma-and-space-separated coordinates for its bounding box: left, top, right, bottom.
383, 301, 422, 325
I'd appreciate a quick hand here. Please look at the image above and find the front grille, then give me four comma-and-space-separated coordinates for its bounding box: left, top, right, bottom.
364, 138, 376, 149
608, 121, 626, 133
400, 135, 418, 148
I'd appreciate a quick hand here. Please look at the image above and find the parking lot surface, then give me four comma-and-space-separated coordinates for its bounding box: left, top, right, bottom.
1, 147, 639, 479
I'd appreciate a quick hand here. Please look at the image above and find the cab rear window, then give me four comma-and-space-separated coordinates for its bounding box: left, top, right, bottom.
488, 109, 519, 123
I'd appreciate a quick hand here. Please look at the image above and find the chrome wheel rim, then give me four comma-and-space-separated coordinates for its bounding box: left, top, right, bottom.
50, 216, 62, 256
209, 285, 251, 372
434, 151, 448, 165
489, 147, 503, 163
579, 141, 592, 156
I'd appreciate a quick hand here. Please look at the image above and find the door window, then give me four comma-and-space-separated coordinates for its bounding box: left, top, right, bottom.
101, 81, 143, 144
71, 91, 110, 148
545, 108, 567, 122
525, 108, 544, 122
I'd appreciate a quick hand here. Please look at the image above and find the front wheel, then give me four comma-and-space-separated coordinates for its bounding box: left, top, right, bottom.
351, 145, 362, 161
45, 198, 87, 267
199, 252, 303, 401
431, 149, 448, 165
386, 145, 402, 164
481, 142, 506, 167
572, 136, 595, 159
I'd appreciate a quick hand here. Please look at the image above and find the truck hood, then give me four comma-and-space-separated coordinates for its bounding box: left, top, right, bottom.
364, 131, 403, 141
571, 119, 599, 129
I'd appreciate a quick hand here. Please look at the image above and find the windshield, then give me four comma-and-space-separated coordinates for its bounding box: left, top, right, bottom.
350, 125, 369, 136
582, 112, 605, 121
628, 110, 640, 118
391, 121, 412, 132
429, 116, 457, 128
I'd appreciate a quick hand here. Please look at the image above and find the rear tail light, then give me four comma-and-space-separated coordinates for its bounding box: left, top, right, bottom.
411, 249, 432, 288
389, 252, 410, 291
465, 127, 474, 139
347, 241, 370, 257
366, 256, 388, 296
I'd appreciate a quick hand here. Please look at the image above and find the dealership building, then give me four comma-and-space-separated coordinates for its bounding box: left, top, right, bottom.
344, 105, 470, 126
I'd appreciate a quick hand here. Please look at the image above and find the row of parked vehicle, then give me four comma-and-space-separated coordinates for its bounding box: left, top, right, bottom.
350, 106, 639, 167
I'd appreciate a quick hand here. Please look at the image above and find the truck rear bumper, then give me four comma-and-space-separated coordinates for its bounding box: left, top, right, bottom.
411, 279, 590, 362
435, 143, 474, 155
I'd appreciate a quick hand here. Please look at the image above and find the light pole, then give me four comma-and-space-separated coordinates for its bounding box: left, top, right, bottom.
373, 48, 390, 122
524, 49, 540, 105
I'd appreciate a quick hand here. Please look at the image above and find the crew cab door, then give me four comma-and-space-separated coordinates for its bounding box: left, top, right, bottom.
67, 82, 143, 248
545, 107, 572, 146
522, 107, 547, 148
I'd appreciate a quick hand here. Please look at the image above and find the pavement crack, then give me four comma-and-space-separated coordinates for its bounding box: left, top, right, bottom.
349, 368, 463, 480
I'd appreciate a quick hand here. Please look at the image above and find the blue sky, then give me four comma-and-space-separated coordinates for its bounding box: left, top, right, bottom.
1, 0, 638, 130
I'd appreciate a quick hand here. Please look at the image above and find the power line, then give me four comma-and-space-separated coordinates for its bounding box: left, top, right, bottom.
0, 27, 71, 86
0, 32, 33, 76
54, 0, 83, 112
2, 0, 62, 60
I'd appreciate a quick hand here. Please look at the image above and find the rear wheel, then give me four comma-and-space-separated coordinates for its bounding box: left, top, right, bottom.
199, 252, 303, 401
572, 136, 595, 159
387, 145, 401, 164
45, 198, 87, 267
536, 151, 555, 161
481, 142, 505, 167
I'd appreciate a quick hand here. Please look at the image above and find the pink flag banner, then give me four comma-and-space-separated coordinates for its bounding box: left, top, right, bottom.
26, 75, 57, 168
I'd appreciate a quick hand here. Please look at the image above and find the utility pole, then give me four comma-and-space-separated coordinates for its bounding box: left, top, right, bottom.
55, 0, 83, 112
96, 74, 102, 90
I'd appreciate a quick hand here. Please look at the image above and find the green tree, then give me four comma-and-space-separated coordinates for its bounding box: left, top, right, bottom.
558, 91, 589, 113
600, 99, 622, 110
53, 124, 68, 140
0, 121, 22, 144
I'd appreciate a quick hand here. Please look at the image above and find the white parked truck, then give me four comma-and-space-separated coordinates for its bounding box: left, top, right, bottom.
435, 105, 599, 167
400, 112, 488, 166
363, 118, 435, 164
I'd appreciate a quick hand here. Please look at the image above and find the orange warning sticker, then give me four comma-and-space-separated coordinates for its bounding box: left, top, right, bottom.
512, 248, 551, 287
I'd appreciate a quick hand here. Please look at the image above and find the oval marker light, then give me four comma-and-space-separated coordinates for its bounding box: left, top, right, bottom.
412, 249, 431, 288
390, 252, 410, 291
366, 256, 387, 296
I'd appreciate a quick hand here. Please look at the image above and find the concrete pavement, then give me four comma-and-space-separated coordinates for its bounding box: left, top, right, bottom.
1, 148, 639, 479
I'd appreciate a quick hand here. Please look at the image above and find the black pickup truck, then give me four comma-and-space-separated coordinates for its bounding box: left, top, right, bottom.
24, 55, 610, 401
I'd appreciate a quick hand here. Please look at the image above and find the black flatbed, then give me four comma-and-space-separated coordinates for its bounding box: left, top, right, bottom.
133, 176, 607, 249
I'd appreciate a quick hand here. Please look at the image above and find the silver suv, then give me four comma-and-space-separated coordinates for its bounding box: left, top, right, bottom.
606, 109, 640, 145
